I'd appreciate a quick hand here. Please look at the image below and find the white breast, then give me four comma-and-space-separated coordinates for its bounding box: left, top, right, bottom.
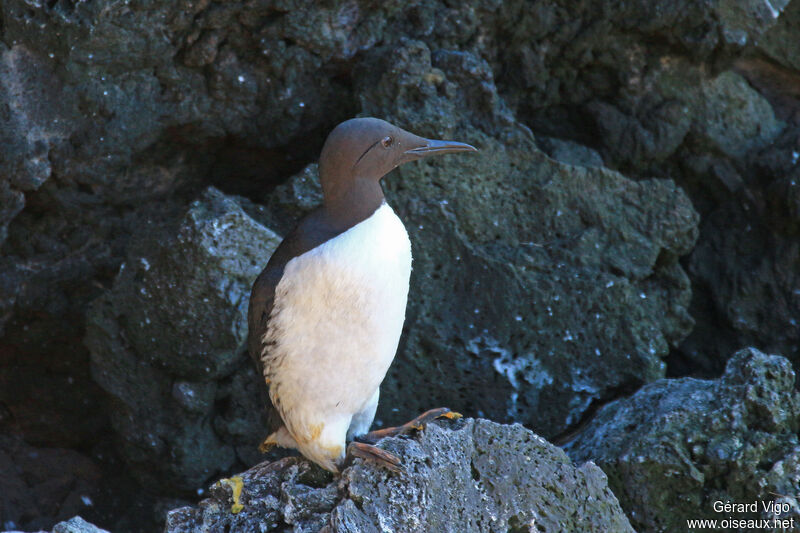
261, 202, 411, 464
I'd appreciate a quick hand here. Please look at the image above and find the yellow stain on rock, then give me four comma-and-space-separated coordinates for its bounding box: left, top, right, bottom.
217, 476, 245, 514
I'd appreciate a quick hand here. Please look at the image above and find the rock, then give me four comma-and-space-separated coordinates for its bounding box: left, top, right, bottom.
51, 516, 110, 533
0, 44, 73, 245
493, 0, 798, 380
515, 16, 795, 378
756, 0, 800, 72
0, 435, 101, 533
675, 121, 800, 374
537, 136, 605, 168
101, 186, 279, 380
0, 180, 25, 249
0, 43, 76, 335
682, 200, 800, 373
85, 187, 281, 491
494, 0, 797, 380
164, 418, 634, 532
0, 0, 366, 465
564, 347, 800, 532
690, 71, 783, 159
504, 0, 791, 134
712, 0, 792, 47
259, 163, 324, 236
583, 61, 782, 173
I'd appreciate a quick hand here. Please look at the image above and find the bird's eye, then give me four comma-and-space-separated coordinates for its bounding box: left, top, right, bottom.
381, 136, 393, 148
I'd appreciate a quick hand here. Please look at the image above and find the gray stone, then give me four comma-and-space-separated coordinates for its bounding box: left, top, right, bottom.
757, 0, 800, 72
715, 0, 792, 46
0, 180, 24, 248
85, 187, 280, 490
584, 61, 783, 171
0, 0, 367, 412
500, 0, 791, 129
685, 203, 800, 370
260, 163, 324, 236
677, 121, 800, 373
0, 435, 103, 533
692, 71, 783, 159
0, 43, 76, 333
565, 347, 800, 532
51, 516, 110, 533
537, 136, 605, 168
104, 187, 281, 380
495, 0, 796, 382
164, 418, 634, 533
0, 44, 73, 243
513, 11, 795, 376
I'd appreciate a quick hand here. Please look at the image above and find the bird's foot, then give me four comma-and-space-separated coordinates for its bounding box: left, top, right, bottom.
357, 407, 462, 445
258, 438, 276, 453
345, 441, 403, 474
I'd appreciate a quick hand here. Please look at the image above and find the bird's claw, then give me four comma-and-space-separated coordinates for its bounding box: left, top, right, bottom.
357, 407, 461, 445
439, 410, 462, 420
258, 439, 276, 453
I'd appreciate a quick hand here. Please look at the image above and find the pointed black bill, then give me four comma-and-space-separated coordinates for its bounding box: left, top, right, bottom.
403, 139, 478, 159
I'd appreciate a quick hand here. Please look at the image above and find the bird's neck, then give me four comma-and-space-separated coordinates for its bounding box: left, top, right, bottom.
322, 176, 385, 231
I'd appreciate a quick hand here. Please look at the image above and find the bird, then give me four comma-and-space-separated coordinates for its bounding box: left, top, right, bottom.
247, 117, 476, 473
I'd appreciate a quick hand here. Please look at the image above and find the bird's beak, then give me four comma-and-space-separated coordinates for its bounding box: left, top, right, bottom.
398, 138, 477, 166
403, 138, 478, 161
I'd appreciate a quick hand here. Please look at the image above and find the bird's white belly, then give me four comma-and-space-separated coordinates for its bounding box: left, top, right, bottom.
262, 203, 411, 461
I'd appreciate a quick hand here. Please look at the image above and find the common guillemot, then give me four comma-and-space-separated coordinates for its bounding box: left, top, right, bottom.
247, 117, 476, 473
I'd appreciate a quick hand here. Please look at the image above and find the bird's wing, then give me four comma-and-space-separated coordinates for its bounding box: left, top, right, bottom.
247, 253, 286, 436
247, 257, 280, 381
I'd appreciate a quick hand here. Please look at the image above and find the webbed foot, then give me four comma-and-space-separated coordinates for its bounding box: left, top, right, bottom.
345, 441, 403, 474
357, 407, 462, 444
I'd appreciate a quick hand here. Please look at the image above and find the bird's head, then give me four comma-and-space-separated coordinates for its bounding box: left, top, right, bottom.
318, 117, 476, 202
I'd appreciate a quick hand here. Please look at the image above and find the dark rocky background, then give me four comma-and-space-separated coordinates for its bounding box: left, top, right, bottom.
1, 0, 798, 531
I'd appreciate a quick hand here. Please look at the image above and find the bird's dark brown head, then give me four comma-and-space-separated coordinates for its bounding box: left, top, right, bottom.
318, 118, 476, 211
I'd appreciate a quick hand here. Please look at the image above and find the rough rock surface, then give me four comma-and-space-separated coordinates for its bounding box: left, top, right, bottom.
757, 0, 800, 72
1, 516, 112, 533
165, 418, 633, 533
498, 0, 800, 375
85, 187, 280, 491
655, 60, 800, 374
565, 347, 800, 532
51, 516, 110, 533
0, 436, 100, 532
